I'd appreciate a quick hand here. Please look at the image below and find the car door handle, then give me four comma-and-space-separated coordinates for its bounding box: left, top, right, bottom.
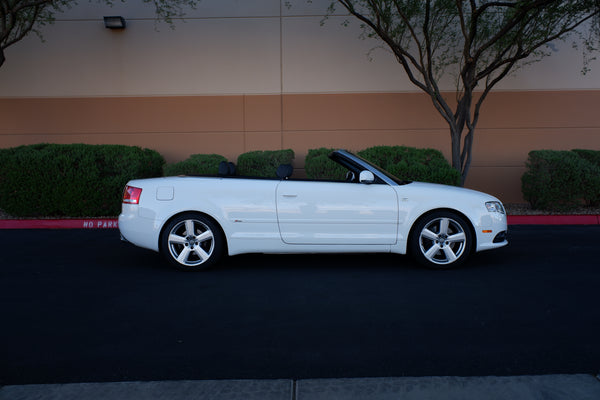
281, 194, 298, 198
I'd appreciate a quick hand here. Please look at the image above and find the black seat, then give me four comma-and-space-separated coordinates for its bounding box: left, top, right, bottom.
276, 164, 293, 179
227, 162, 236, 176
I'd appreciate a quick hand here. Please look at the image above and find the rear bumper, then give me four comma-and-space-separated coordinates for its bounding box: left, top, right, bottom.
118, 206, 161, 252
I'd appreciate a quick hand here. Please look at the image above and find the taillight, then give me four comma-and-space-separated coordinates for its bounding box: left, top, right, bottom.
123, 186, 142, 204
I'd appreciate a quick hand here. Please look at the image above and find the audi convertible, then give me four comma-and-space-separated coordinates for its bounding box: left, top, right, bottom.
119, 150, 507, 270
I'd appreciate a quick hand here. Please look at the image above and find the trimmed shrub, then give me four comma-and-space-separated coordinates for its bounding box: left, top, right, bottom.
573, 149, 600, 167
358, 146, 461, 186
573, 149, 600, 206
304, 148, 347, 180
164, 153, 227, 176
0, 144, 164, 217
237, 149, 295, 178
521, 150, 600, 210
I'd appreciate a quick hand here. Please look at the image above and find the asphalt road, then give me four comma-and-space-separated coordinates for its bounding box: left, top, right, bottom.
1, 226, 599, 385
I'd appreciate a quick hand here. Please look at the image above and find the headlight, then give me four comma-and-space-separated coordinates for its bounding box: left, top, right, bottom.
485, 201, 505, 214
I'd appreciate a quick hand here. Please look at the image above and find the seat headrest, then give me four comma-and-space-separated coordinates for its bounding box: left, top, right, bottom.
276, 164, 293, 179
227, 162, 236, 176
218, 161, 229, 176
218, 161, 236, 176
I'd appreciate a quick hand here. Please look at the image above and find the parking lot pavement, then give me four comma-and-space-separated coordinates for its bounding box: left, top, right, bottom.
2, 226, 600, 399
2, 375, 600, 400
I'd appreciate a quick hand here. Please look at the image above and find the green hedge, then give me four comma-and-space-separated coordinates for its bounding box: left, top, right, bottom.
236, 149, 295, 178
19, 144, 600, 217
358, 146, 460, 186
573, 149, 600, 168
521, 150, 600, 210
0, 144, 164, 217
163, 153, 227, 176
305, 148, 347, 180
305, 146, 460, 185
574, 150, 600, 207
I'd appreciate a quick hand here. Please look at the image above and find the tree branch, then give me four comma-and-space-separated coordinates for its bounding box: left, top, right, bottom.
337, 0, 429, 93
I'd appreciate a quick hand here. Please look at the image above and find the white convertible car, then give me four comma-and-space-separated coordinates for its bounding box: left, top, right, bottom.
119, 150, 507, 270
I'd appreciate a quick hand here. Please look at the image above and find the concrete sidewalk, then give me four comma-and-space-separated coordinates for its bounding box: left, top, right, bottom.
2, 374, 600, 400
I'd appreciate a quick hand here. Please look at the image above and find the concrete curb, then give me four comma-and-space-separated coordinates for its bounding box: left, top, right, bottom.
2, 374, 600, 400
1, 215, 599, 229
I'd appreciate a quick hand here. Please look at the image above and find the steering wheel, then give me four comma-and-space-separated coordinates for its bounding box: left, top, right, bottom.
345, 171, 356, 182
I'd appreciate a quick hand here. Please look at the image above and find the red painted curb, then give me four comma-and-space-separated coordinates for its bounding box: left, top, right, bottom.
507, 215, 600, 225
1, 216, 599, 229
0, 219, 119, 229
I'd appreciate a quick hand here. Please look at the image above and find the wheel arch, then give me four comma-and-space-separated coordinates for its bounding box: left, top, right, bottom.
407, 208, 477, 255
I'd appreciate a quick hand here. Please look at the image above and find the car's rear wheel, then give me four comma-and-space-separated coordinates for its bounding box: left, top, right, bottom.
160, 213, 224, 271
409, 211, 473, 269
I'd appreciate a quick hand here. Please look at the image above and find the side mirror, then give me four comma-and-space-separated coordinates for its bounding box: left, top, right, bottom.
359, 170, 375, 184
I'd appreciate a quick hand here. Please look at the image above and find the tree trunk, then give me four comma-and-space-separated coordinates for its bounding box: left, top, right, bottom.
460, 127, 474, 186
449, 97, 475, 187
449, 77, 482, 186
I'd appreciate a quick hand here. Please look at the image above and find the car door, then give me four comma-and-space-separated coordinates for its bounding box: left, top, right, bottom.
276, 180, 398, 245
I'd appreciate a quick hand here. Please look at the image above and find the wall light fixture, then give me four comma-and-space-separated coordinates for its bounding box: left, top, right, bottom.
104, 16, 126, 29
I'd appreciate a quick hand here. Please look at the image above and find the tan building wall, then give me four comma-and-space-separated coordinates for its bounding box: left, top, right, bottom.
1, 90, 599, 203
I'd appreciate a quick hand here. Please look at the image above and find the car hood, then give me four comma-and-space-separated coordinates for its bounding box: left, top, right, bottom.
403, 181, 502, 203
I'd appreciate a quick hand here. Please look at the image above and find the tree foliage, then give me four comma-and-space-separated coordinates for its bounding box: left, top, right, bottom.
0, 0, 197, 67
331, 0, 600, 184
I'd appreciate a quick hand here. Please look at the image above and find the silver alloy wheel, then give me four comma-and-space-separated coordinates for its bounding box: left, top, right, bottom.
418, 217, 467, 265
167, 218, 215, 267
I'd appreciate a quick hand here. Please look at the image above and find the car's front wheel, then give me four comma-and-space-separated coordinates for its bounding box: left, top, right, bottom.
409, 211, 473, 269
159, 213, 224, 271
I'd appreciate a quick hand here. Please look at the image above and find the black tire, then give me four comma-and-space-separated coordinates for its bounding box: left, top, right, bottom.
409, 211, 473, 269
159, 213, 224, 271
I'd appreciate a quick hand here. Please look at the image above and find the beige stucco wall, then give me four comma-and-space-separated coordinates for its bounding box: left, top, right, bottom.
0, 0, 598, 96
